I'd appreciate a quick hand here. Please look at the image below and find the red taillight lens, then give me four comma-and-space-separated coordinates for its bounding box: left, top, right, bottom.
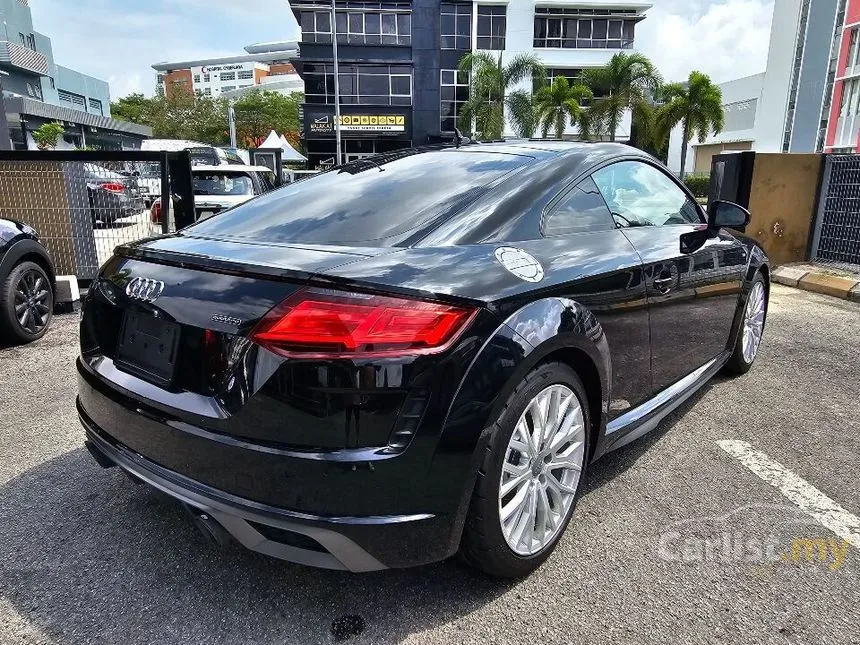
251, 288, 477, 358
150, 200, 162, 224
100, 182, 126, 193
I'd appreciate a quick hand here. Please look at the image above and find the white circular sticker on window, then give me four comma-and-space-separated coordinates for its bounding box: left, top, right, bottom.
494, 247, 545, 283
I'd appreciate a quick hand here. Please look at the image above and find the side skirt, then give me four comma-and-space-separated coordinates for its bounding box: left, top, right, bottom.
595, 351, 731, 458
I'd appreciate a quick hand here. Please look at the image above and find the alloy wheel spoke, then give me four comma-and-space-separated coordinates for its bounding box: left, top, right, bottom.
501, 468, 531, 497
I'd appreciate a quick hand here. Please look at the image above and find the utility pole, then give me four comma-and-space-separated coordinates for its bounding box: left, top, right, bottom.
228, 102, 237, 148
330, 0, 343, 165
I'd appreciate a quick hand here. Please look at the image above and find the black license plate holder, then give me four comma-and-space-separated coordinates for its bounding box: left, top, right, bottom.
115, 311, 180, 387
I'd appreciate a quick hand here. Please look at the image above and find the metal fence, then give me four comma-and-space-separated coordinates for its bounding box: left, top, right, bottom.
0, 150, 193, 282
811, 154, 860, 267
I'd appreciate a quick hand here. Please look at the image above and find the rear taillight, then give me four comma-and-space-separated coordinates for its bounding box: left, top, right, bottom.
100, 182, 126, 193
150, 200, 162, 224
251, 288, 477, 358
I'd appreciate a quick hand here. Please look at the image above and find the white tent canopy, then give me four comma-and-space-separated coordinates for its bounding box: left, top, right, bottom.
259, 129, 306, 162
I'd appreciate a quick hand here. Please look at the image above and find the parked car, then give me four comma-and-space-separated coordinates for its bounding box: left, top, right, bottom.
136, 162, 162, 208
0, 218, 55, 344
84, 163, 146, 226
78, 143, 769, 577
149, 164, 277, 232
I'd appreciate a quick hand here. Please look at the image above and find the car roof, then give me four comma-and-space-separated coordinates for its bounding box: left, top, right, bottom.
192, 164, 273, 173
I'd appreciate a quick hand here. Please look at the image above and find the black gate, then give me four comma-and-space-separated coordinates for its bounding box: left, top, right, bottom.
810, 154, 860, 267
0, 150, 193, 282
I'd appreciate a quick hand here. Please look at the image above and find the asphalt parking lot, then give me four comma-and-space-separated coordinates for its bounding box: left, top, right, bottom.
0, 284, 857, 645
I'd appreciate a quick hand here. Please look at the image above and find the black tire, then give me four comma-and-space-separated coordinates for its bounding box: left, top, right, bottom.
0, 261, 54, 344
724, 272, 768, 375
459, 362, 591, 578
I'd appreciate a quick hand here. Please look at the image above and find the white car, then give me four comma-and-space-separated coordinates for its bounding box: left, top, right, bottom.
149, 164, 277, 232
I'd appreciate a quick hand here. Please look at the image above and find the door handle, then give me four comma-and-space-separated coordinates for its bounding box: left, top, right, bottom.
654, 276, 674, 293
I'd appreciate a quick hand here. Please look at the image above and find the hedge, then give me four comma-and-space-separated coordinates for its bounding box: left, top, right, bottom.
684, 174, 710, 198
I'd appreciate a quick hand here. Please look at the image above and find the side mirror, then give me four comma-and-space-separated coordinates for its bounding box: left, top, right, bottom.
708, 200, 750, 230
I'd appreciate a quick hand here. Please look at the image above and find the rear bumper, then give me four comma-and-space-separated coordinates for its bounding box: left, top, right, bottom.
76, 356, 467, 570
79, 404, 459, 571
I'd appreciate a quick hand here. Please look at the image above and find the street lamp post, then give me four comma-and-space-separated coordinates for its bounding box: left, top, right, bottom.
330, 0, 343, 166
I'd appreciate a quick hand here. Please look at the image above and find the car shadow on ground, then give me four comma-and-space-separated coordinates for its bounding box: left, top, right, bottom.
0, 380, 720, 644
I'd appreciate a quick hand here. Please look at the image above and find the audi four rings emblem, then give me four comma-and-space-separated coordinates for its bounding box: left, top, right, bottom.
125, 277, 165, 303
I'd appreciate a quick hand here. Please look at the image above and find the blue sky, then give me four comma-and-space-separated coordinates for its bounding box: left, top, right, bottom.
30, 0, 774, 100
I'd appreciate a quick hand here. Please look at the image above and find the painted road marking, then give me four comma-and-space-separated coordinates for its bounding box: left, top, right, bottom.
716, 440, 860, 550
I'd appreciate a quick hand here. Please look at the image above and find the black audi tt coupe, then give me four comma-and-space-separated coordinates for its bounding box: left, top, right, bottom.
78, 142, 769, 577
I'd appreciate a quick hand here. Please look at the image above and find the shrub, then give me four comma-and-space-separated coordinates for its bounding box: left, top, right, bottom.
684, 173, 710, 198
32, 121, 65, 150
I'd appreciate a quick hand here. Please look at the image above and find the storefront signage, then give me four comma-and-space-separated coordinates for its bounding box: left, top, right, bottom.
308, 114, 407, 135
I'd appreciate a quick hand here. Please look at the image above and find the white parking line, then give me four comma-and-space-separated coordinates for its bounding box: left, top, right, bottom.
716, 440, 860, 550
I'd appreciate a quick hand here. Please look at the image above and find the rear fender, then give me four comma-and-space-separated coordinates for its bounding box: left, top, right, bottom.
435, 297, 611, 550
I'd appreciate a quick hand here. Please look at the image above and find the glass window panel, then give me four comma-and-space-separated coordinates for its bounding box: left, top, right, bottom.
535, 19, 546, 39
608, 20, 622, 38
441, 86, 455, 100
578, 19, 592, 38
397, 14, 411, 36
456, 14, 471, 36
335, 12, 347, 33
441, 70, 455, 84
348, 12, 363, 33
545, 178, 615, 236
477, 36, 491, 49
478, 15, 491, 36
359, 74, 389, 95
607, 40, 621, 48
623, 21, 634, 40
493, 17, 506, 38
382, 13, 396, 34
365, 13, 380, 33
442, 14, 455, 35
391, 75, 411, 95
441, 35, 456, 48
548, 18, 562, 38
455, 86, 470, 101
316, 11, 331, 32
593, 19, 607, 39
457, 35, 471, 49
301, 12, 314, 33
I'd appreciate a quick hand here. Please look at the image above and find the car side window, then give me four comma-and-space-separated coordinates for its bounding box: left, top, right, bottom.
544, 177, 615, 236
591, 160, 703, 228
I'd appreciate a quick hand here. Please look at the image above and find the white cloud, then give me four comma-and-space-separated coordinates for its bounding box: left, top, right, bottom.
28, 0, 298, 99
636, 0, 775, 84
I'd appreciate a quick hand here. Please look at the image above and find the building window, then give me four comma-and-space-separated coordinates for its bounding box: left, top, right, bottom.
204, 88, 212, 95
304, 63, 412, 106
222, 86, 236, 92
238, 70, 254, 80
203, 73, 211, 82
300, 7, 411, 45
58, 89, 86, 109
533, 8, 636, 49
49, 77, 55, 89
18, 33, 26, 46
88, 98, 103, 115
846, 28, 859, 73
441, 3, 471, 50
477, 6, 506, 50
239, 84, 253, 89
220, 72, 236, 81
782, 0, 811, 152
25, 82, 41, 100
193, 74, 201, 83
27, 34, 36, 50
440, 68, 469, 132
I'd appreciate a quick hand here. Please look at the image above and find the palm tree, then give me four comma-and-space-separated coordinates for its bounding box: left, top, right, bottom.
534, 75, 593, 139
656, 71, 724, 178
506, 90, 539, 138
457, 52, 545, 140
581, 52, 662, 143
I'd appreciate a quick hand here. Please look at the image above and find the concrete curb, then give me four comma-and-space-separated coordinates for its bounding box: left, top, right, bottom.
772, 265, 860, 301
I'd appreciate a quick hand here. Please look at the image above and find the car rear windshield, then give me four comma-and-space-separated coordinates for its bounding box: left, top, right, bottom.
193, 172, 255, 196
184, 149, 530, 246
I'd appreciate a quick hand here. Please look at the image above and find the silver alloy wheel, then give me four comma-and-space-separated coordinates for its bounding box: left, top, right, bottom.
498, 384, 586, 556
742, 281, 766, 364
13, 269, 51, 335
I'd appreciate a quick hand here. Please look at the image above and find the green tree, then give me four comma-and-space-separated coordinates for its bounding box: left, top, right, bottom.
505, 90, 538, 138
581, 52, 662, 142
232, 89, 302, 145
110, 93, 155, 125
534, 75, 593, 139
32, 122, 65, 149
457, 52, 545, 140
656, 71, 724, 178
